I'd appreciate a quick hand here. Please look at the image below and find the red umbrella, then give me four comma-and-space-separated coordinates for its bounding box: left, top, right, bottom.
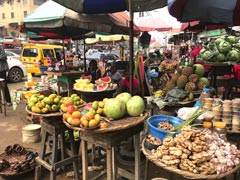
136, 16, 172, 32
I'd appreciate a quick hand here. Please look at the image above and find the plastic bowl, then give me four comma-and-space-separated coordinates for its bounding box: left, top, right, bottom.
147, 115, 184, 141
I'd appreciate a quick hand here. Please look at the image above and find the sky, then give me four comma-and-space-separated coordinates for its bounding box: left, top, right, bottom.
134, 6, 181, 29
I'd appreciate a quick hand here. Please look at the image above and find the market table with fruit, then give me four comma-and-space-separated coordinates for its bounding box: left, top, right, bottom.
62, 94, 150, 180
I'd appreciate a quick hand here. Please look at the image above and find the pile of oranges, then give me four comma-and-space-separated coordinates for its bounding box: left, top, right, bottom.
63, 100, 108, 129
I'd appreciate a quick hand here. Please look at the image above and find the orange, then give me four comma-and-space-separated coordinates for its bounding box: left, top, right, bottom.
100, 122, 108, 129
96, 108, 103, 115
60, 104, 68, 113
71, 118, 81, 126
64, 99, 73, 106
94, 114, 101, 123
89, 119, 98, 128
81, 119, 89, 128
63, 113, 71, 121
89, 108, 96, 115
67, 116, 73, 124
72, 111, 82, 119
85, 111, 94, 120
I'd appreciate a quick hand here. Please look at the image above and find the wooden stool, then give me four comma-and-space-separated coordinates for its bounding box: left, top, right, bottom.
0, 78, 6, 116
35, 117, 80, 180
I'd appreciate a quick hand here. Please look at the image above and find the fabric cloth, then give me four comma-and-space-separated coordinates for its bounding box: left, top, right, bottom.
190, 46, 202, 61
122, 77, 139, 95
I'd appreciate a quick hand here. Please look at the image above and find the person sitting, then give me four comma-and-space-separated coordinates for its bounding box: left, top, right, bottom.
122, 72, 139, 95
87, 59, 101, 83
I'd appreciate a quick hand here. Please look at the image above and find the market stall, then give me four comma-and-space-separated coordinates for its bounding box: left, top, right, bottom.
45, 70, 85, 96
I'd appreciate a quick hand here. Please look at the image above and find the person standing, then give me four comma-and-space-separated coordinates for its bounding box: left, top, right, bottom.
0, 45, 12, 106
87, 59, 101, 83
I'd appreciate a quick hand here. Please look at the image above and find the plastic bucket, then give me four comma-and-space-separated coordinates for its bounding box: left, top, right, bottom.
22, 124, 41, 143
147, 115, 184, 141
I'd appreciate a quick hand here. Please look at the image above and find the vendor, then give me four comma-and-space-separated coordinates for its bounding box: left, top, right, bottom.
87, 59, 101, 83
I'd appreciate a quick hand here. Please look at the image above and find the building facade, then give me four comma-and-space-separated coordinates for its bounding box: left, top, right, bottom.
0, 0, 46, 38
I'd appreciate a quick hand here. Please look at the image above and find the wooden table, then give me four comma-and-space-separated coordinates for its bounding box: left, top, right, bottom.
46, 71, 85, 96
63, 111, 150, 180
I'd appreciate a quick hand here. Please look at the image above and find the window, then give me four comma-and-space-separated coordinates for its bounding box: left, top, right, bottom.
11, 12, 14, 18
34, 0, 45, 5
23, 48, 38, 57
2, 13, 5, 19
24, 11, 27, 17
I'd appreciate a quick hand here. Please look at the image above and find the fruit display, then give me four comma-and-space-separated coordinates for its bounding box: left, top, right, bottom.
199, 35, 240, 63
74, 77, 94, 91
27, 93, 84, 114
74, 76, 117, 92
63, 92, 146, 129
63, 100, 105, 129
104, 93, 145, 119
149, 126, 240, 175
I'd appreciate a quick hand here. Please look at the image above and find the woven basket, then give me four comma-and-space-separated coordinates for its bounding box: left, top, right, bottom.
142, 140, 240, 180
0, 149, 35, 176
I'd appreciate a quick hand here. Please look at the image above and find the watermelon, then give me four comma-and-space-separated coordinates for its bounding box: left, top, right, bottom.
81, 75, 92, 81
99, 76, 111, 84
97, 84, 109, 91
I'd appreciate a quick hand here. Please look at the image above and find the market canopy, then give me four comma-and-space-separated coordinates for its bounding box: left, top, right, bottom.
136, 15, 172, 32
52, 0, 167, 14
22, 0, 140, 39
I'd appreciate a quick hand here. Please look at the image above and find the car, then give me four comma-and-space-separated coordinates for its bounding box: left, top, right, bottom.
5, 48, 22, 55
85, 52, 120, 65
5, 50, 21, 60
7, 56, 27, 83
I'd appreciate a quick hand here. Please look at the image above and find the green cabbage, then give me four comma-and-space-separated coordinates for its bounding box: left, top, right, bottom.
226, 49, 240, 62
214, 38, 225, 46
201, 50, 213, 61
213, 53, 225, 62
226, 35, 237, 44
218, 41, 232, 54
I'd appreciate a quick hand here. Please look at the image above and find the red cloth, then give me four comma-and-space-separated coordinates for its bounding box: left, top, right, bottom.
122, 77, 139, 95
190, 46, 202, 61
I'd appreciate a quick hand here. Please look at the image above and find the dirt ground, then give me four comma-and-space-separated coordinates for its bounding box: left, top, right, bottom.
0, 78, 238, 180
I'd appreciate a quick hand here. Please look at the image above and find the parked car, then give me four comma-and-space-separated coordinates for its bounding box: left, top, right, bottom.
85, 52, 120, 65
5, 48, 22, 55
5, 50, 21, 60
7, 56, 27, 83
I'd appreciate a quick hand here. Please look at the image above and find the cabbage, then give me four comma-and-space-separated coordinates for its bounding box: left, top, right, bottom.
214, 38, 225, 46
226, 35, 237, 44
218, 41, 232, 54
226, 49, 240, 62
201, 50, 213, 61
213, 53, 225, 62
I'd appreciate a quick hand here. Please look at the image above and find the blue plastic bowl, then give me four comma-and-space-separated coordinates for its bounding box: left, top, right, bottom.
147, 115, 184, 141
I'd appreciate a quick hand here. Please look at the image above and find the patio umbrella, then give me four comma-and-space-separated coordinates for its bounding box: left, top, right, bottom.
135, 15, 172, 32
52, 0, 167, 96
52, 0, 167, 14
168, 0, 240, 26
23, 0, 140, 71
23, 0, 140, 39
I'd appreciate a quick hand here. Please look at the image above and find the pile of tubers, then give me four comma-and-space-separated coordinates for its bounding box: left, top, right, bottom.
151, 126, 240, 175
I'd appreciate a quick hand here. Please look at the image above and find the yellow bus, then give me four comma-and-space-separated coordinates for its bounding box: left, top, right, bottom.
20, 44, 65, 75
